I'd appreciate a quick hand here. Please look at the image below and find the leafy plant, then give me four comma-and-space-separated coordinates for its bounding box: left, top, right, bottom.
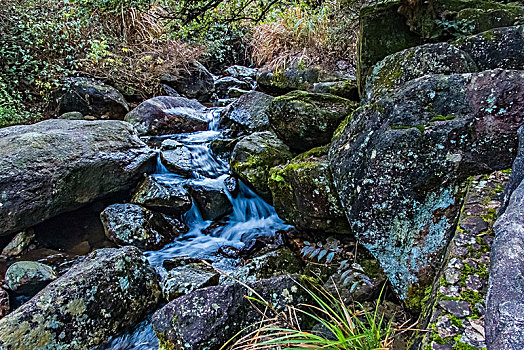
225, 282, 394, 350
301, 239, 341, 264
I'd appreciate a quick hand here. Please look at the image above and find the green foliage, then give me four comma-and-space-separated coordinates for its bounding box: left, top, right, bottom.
0, 80, 34, 128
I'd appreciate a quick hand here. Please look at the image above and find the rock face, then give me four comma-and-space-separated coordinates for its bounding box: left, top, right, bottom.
268, 90, 357, 152
163, 62, 215, 102
455, 25, 524, 71
214, 76, 253, 99
329, 69, 524, 305
486, 135, 524, 349
218, 91, 273, 137
5, 261, 57, 296
152, 275, 309, 350
124, 96, 208, 136
159, 259, 219, 301
0, 247, 161, 350
58, 78, 129, 120
269, 147, 350, 233
230, 131, 293, 201
0, 119, 156, 236
100, 203, 186, 251
365, 42, 478, 101
131, 175, 192, 215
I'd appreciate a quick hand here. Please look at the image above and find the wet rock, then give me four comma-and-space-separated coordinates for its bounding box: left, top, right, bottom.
131, 175, 192, 215
365, 43, 477, 101
269, 146, 350, 233
58, 77, 129, 120
152, 275, 309, 350
357, 1, 421, 92
455, 25, 524, 71
187, 180, 233, 221
59, 111, 84, 120
225, 65, 258, 79
0, 247, 161, 350
5, 261, 57, 297
223, 247, 303, 284
312, 80, 359, 100
228, 87, 250, 98
162, 62, 215, 102
124, 96, 208, 136
214, 76, 252, 99
0, 288, 8, 319
460, 216, 488, 235
159, 260, 219, 301
210, 138, 238, 160
230, 131, 293, 201
1, 230, 35, 257
329, 70, 524, 305
218, 91, 273, 137
100, 203, 187, 251
268, 90, 357, 152
0, 119, 156, 236
159, 144, 195, 177
257, 64, 343, 93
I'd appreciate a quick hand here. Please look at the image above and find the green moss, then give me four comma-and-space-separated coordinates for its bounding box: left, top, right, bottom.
416, 125, 426, 133
431, 114, 456, 122
502, 168, 512, 174
391, 125, 411, 130
294, 145, 329, 161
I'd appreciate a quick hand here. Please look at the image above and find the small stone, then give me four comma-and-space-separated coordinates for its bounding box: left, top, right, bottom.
5, 261, 57, 296
447, 258, 464, 270
445, 268, 461, 285
476, 302, 486, 316
463, 259, 478, 270
0, 288, 9, 318
439, 285, 461, 298
466, 274, 483, 291
465, 204, 488, 216
439, 300, 471, 318
460, 216, 489, 235
432, 343, 452, 350
1, 230, 35, 257
452, 246, 469, 257
455, 233, 477, 247
436, 316, 460, 339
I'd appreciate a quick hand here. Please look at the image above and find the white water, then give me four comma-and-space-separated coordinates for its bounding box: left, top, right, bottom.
102, 105, 290, 349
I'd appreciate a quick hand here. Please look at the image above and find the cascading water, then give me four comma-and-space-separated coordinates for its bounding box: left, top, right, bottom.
102, 106, 290, 349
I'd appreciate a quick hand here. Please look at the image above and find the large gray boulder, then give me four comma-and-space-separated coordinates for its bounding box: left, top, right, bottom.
0, 247, 161, 350
124, 96, 208, 136
486, 129, 524, 350
329, 69, 524, 308
0, 120, 156, 236
218, 91, 273, 137
131, 175, 192, 215
152, 275, 309, 350
58, 77, 129, 120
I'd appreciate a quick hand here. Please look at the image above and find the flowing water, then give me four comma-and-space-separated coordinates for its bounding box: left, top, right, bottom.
102, 106, 290, 349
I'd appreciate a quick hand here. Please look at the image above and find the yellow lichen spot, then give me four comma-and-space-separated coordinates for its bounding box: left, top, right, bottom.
66, 299, 86, 315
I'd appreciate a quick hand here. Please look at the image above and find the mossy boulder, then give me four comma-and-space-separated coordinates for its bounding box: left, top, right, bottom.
268, 146, 350, 233
218, 91, 273, 137
0, 119, 156, 236
0, 247, 161, 350
357, 1, 421, 94
257, 64, 343, 93
329, 69, 524, 306
365, 42, 478, 101
267, 90, 357, 152
100, 203, 187, 251
5, 261, 57, 297
131, 175, 192, 216
152, 275, 310, 350
159, 259, 219, 301
230, 131, 293, 201
312, 80, 359, 100
124, 96, 208, 136
455, 25, 524, 71
58, 77, 129, 120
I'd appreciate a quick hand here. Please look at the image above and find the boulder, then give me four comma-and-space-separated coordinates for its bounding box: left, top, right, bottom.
100, 203, 187, 251
225, 65, 258, 79
159, 259, 219, 301
268, 90, 357, 152
5, 261, 57, 297
124, 96, 208, 136
187, 180, 233, 221
214, 76, 252, 99
1, 230, 35, 257
486, 134, 524, 349
162, 62, 215, 102
455, 25, 524, 71
152, 275, 310, 350
365, 42, 478, 101
268, 146, 350, 233
218, 91, 273, 137
0, 247, 161, 350
329, 69, 524, 307
357, 1, 421, 93
0, 119, 156, 236
312, 80, 359, 100
58, 78, 129, 120
131, 175, 192, 215
230, 131, 293, 201
59, 111, 84, 120
257, 64, 343, 93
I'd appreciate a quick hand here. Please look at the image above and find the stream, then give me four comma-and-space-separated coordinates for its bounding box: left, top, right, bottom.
102, 107, 291, 349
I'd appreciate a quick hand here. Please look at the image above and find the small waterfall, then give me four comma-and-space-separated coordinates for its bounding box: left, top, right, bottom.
154, 152, 170, 174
